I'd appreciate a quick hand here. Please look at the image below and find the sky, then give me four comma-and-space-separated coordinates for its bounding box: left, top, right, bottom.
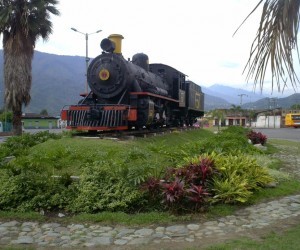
32, 0, 300, 98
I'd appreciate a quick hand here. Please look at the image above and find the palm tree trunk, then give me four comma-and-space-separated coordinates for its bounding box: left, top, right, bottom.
3, 32, 33, 136
12, 105, 23, 135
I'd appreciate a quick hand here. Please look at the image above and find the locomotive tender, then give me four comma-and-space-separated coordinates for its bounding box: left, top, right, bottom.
61, 34, 204, 131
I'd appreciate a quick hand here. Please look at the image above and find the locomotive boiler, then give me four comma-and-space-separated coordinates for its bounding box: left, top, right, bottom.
61, 34, 204, 131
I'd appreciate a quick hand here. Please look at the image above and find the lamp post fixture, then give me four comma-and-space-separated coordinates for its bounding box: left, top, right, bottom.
71, 27, 102, 95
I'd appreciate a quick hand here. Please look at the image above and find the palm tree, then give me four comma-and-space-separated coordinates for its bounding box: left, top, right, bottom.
235, 0, 300, 93
0, 0, 59, 135
230, 104, 243, 125
211, 109, 225, 131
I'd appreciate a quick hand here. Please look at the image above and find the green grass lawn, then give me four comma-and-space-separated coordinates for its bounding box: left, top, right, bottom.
204, 223, 300, 250
24, 128, 215, 177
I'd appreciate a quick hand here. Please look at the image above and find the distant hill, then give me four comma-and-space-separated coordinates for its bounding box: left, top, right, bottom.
0, 50, 299, 115
203, 93, 231, 110
202, 84, 267, 105
0, 50, 86, 115
242, 93, 300, 110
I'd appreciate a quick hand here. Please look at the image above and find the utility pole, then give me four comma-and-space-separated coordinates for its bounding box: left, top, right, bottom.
238, 94, 248, 126
238, 94, 248, 106
269, 98, 277, 128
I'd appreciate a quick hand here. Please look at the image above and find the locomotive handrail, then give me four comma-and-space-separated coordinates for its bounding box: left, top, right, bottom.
62, 104, 131, 109
130, 92, 179, 103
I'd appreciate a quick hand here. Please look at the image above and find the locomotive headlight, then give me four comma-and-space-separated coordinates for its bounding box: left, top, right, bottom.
99, 69, 110, 81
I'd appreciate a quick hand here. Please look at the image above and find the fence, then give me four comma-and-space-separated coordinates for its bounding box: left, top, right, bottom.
0, 122, 12, 132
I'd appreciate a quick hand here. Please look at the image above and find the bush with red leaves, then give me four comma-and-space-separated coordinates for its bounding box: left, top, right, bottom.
141, 156, 218, 212
247, 130, 267, 145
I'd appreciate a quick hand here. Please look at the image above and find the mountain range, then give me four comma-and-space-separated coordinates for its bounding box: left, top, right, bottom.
0, 50, 299, 115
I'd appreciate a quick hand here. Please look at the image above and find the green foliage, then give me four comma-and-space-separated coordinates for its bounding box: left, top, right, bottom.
0, 111, 12, 123
290, 103, 300, 109
209, 152, 274, 204
197, 127, 260, 155
40, 109, 48, 116
0, 128, 282, 215
212, 175, 253, 203
0, 162, 77, 211
0, 131, 61, 159
69, 164, 143, 213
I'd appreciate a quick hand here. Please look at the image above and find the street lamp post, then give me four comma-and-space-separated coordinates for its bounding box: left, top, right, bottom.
71, 27, 102, 95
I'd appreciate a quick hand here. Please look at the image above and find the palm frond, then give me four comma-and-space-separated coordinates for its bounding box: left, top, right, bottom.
237, 0, 300, 93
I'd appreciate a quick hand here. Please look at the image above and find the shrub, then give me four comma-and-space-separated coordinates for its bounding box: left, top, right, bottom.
0, 131, 61, 159
247, 130, 267, 145
209, 152, 274, 203
0, 162, 76, 212
68, 163, 144, 213
142, 155, 216, 213
196, 127, 261, 155
142, 151, 274, 211
0, 128, 273, 214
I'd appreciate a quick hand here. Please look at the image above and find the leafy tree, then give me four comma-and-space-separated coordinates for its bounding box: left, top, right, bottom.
0, 110, 12, 123
40, 109, 49, 116
230, 105, 243, 126
0, 0, 59, 135
230, 105, 242, 115
235, 0, 300, 92
290, 104, 300, 110
248, 110, 257, 127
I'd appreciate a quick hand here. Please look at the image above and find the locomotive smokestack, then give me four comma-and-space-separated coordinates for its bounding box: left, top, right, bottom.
108, 34, 124, 54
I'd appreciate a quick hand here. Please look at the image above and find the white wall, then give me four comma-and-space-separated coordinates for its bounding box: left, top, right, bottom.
251, 115, 281, 128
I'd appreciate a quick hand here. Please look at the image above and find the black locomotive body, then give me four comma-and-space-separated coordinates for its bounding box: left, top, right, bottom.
61, 34, 204, 131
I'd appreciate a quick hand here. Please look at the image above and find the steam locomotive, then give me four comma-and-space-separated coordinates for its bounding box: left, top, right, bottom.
61, 34, 204, 131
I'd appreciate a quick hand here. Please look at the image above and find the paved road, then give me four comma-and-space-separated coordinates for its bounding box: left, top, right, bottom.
254, 128, 300, 141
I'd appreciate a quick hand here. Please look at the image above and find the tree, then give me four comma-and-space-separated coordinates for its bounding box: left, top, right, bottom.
290, 104, 300, 110
211, 109, 225, 131
235, 0, 300, 93
0, 0, 59, 135
230, 104, 242, 115
230, 104, 243, 126
40, 109, 49, 116
0, 110, 12, 123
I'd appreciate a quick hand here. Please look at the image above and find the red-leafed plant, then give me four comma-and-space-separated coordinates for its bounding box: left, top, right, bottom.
247, 130, 267, 145
199, 157, 215, 184
140, 177, 161, 199
141, 156, 218, 212
161, 178, 185, 204
186, 184, 210, 206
